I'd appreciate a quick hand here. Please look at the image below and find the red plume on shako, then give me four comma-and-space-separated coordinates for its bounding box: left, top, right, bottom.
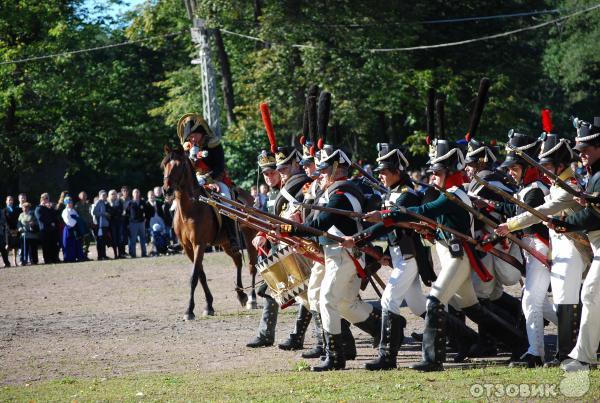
260, 102, 277, 153
541, 109, 553, 134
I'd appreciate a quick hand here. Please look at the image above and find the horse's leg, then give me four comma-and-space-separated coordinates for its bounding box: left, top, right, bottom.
193, 243, 214, 316
222, 242, 248, 308
242, 228, 259, 309
184, 244, 199, 321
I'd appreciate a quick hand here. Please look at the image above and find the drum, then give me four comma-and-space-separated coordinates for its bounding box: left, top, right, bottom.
256, 245, 312, 307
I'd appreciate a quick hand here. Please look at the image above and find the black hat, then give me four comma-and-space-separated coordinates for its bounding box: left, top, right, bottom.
427, 139, 465, 172
299, 141, 315, 166
500, 130, 540, 169
373, 143, 409, 172
275, 146, 300, 167
316, 145, 352, 171
538, 133, 574, 165
257, 150, 276, 172
573, 117, 600, 151
464, 139, 498, 165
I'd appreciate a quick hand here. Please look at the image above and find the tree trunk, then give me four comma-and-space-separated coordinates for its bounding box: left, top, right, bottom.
213, 29, 236, 125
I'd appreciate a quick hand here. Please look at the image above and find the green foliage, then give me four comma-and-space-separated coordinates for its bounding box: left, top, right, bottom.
1, 0, 598, 196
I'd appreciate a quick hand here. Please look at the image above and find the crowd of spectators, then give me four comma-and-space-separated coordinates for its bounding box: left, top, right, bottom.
0, 186, 179, 268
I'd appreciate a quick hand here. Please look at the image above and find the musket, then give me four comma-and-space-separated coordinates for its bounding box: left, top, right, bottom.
472, 173, 592, 252
506, 143, 587, 200
421, 180, 550, 269
198, 194, 325, 264
297, 202, 364, 219
393, 206, 525, 276
208, 192, 388, 266
352, 162, 389, 195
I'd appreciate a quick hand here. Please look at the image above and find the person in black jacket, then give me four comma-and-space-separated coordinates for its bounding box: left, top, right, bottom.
4, 196, 21, 266
127, 189, 147, 258
35, 193, 61, 264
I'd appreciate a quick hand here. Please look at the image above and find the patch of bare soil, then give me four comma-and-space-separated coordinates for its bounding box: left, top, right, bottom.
0, 251, 554, 385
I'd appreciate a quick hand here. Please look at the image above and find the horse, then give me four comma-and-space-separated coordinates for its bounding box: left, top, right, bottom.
161, 145, 259, 319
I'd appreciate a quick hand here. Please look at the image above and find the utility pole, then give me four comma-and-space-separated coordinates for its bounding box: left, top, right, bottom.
183, 0, 222, 139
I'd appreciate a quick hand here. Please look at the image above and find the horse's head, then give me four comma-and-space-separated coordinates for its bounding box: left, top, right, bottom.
161, 144, 190, 196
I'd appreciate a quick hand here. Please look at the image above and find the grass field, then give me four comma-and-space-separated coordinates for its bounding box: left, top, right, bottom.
2, 366, 598, 401
1, 252, 598, 401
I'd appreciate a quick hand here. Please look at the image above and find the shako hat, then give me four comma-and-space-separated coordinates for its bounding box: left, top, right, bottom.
464, 138, 498, 165
373, 143, 409, 172
537, 110, 574, 165
500, 130, 540, 169
573, 116, 600, 151
275, 146, 301, 167
257, 150, 276, 172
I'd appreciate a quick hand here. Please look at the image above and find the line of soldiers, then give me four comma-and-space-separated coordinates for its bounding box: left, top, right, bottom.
177, 88, 599, 373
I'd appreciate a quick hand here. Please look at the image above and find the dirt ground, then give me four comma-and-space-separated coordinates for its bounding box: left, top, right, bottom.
0, 249, 554, 385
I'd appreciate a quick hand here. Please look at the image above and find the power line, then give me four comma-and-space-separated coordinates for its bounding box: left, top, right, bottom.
217, 8, 561, 29
0, 31, 182, 66
371, 3, 599, 52
216, 3, 599, 53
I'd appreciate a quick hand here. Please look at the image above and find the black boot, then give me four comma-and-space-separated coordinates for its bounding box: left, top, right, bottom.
463, 302, 528, 363
247, 295, 278, 348
354, 307, 382, 346
466, 300, 499, 358
545, 304, 581, 367
409, 297, 446, 372
365, 310, 406, 370
312, 332, 345, 371
446, 307, 479, 363
278, 304, 312, 351
509, 353, 543, 368
341, 319, 357, 360
222, 217, 240, 252
302, 311, 325, 359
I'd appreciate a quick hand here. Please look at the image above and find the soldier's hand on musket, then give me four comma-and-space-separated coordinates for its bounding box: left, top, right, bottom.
574, 196, 587, 207
495, 223, 510, 237
340, 236, 355, 248
471, 197, 488, 209
206, 183, 221, 193
363, 211, 383, 223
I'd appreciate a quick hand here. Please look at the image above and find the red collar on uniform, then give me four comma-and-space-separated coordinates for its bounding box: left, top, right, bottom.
444, 171, 464, 189
522, 167, 549, 186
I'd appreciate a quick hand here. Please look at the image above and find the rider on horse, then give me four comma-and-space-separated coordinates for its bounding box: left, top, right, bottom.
177, 113, 240, 251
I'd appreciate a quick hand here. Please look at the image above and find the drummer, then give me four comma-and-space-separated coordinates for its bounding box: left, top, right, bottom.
247, 147, 314, 350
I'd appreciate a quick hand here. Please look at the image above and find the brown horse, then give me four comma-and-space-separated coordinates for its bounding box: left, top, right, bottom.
162, 145, 258, 319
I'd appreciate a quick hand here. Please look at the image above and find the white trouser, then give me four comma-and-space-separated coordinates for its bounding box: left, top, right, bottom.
307, 261, 325, 312
569, 231, 600, 364
320, 244, 373, 334
550, 232, 584, 304
472, 253, 503, 300
522, 236, 556, 357
429, 243, 478, 308
381, 246, 426, 316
